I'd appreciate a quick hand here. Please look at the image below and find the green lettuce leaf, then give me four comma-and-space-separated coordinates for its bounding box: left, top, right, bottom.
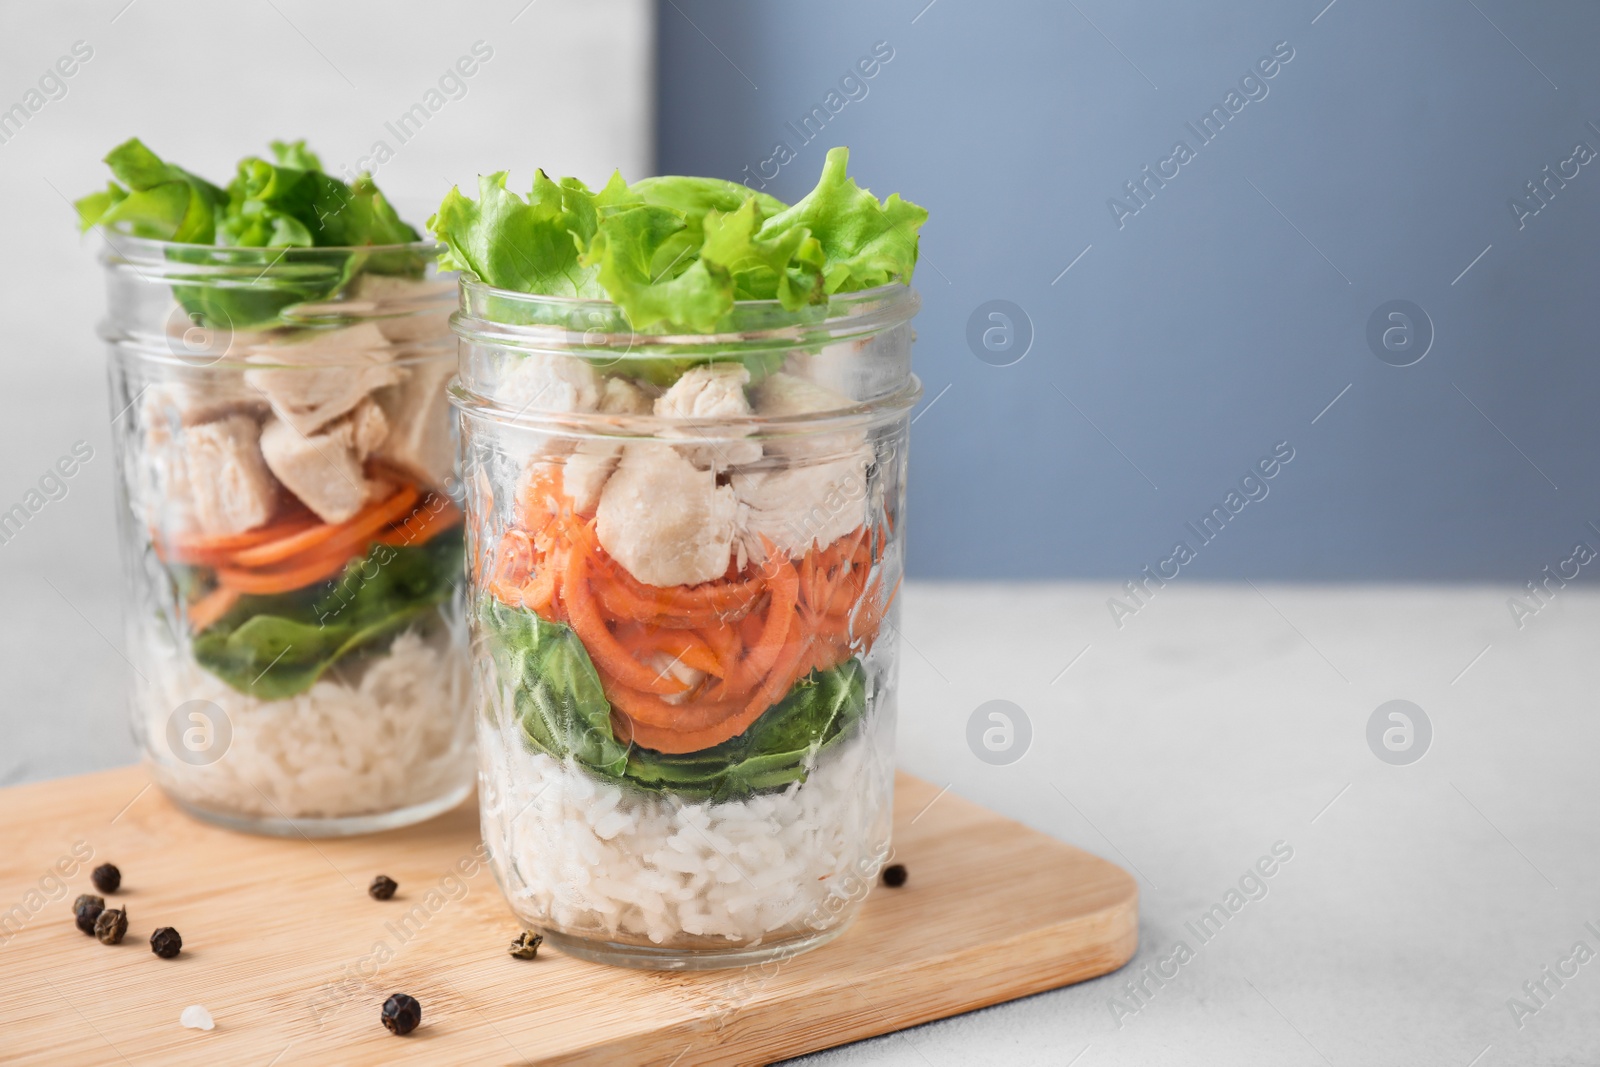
701, 197, 826, 308
428, 170, 622, 296
189, 528, 462, 699
757, 147, 927, 294
428, 148, 925, 337
269, 138, 323, 172
478, 597, 868, 799
218, 153, 420, 252
73, 138, 227, 243
581, 203, 734, 333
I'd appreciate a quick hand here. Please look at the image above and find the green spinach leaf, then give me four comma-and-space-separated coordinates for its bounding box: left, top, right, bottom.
191, 528, 462, 699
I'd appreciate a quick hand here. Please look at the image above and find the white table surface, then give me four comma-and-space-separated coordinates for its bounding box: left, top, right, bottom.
9, 580, 1596, 1066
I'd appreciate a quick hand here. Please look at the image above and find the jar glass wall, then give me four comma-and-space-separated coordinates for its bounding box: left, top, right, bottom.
453, 280, 920, 968
101, 235, 474, 836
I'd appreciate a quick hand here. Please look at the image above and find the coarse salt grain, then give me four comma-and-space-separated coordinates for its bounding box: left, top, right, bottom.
180, 1005, 214, 1031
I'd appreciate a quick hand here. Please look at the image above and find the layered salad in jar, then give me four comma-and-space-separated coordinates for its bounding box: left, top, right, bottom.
80, 139, 472, 830
438, 149, 926, 962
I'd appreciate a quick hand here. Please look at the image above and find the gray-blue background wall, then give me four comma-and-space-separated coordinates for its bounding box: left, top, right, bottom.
657, 0, 1600, 581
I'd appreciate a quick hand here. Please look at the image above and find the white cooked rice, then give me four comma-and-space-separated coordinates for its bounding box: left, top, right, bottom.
477, 701, 895, 946
133, 622, 473, 820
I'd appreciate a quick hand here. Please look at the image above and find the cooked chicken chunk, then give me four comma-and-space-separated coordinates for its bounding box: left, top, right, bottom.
350, 274, 456, 346
560, 376, 658, 514
497, 351, 604, 416
141, 373, 269, 439
596, 444, 737, 587
243, 322, 401, 436
369, 357, 455, 490
733, 452, 871, 558
282, 275, 454, 347
751, 372, 864, 459
599, 376, 654, 416
654, 363, 762, 468
752, 372, 853, 417
495, 352, 606, 469
260, 398, 390, 524
180, 414, 280, 538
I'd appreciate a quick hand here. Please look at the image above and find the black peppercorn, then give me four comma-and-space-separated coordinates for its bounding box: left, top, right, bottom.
380, 993, 421, 1035
91, 864, 121, 894
509, 931, 544, 960
94, 906, 128, 945
882, 863, 908, 888
369, 875, 398, 901
74, 895, 105, 935
150, 926, 182, 958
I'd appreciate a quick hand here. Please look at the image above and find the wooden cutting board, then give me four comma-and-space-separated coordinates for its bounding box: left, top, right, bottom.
0, 767, 1137, 1065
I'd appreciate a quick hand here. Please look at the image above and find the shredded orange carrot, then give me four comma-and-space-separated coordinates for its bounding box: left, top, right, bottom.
187, 585, 240, 632
615, 625, 724, 677
489, 462, 893, 753
231, 485, 420, 568
375, 500, 463, 547
159, 516, 319, 565
601, 678, 743, 732
623, 633, 816, 754
562, 551, 690, 696
215, 548, 356, 595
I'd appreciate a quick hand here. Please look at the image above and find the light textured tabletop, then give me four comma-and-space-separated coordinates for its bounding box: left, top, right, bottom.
8, 581, 1596, 1066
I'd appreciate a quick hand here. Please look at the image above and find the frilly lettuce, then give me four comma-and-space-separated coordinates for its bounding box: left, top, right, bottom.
428, 147, 926, 333
73, 138, 227, 243
74, 138, 425, 328
75, 137, 420, 250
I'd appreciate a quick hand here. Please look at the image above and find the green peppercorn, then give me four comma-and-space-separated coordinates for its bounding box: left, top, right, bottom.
882, 864, 908, 888
74, 895, 105, 935
381, 993, 421, 1035
369, 875, 398, 901
94, 906, 128, 945
91, 864, 121, 894
509, 931, 543, 960
150, 926, 182, 958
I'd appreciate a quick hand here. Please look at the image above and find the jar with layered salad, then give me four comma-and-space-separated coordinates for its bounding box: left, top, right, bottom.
455, 281, 920, 967
100, 235, 474, 835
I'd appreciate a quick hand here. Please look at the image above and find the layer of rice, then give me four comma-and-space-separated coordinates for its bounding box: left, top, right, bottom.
478, 703, 896, 946
133, 621, 474, 820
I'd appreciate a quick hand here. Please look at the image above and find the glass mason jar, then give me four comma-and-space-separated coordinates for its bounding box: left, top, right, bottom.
100, 235, 474, 836
452, 279, 921, 969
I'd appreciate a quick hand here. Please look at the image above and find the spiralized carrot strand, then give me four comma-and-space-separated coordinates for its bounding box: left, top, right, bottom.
215, 549, 356, 595
591, 580, 738, 629
592, 553, 766, 616
852, 574, 900, 648
514, 465, 569, 533
629, 629, 819, 755
231, 485, 420, 569
698, 622, 741, 678
562, 551, 689, 695
375, 500, 463, 547
615, 626, 724, 677
159, 518, 321, 566
742, 543, 798, 673
491, 529, 536, 587
187, 586, 240, 632
165, 510, 312, 554
601, 677, 743, 731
